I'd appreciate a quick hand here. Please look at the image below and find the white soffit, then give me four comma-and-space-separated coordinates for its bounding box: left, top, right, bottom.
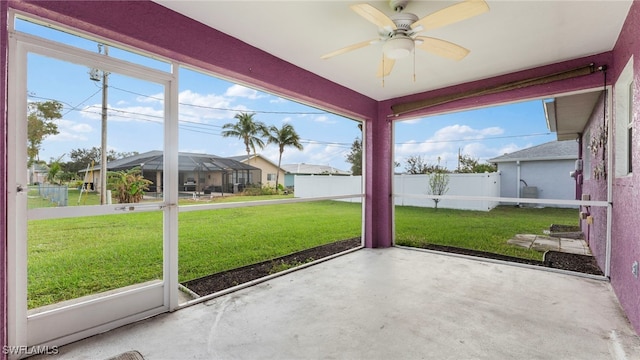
546, 91, 604, 141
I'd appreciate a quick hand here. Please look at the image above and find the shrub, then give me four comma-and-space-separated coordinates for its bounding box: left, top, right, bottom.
108, 167, 151, 203
242, 184, 278, 196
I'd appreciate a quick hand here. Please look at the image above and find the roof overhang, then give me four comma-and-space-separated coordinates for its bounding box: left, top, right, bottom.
544, 90, 603, 141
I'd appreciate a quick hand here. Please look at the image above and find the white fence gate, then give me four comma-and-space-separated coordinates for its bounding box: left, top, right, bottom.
294, 172, 501, 211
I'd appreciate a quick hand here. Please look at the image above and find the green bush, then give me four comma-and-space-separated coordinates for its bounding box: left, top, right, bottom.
242, 184, 277, 196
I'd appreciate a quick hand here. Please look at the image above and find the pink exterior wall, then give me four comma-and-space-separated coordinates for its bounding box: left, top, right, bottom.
580, 94, 608, 271
608, 0, 640, 335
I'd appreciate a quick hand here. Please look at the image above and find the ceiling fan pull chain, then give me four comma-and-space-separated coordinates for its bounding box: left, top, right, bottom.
382, 53, 386, 87
413, 48, 416, 82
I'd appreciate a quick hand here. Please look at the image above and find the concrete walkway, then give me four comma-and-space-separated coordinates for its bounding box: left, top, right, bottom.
34, 248, 640, 360
508, 234, 592, 255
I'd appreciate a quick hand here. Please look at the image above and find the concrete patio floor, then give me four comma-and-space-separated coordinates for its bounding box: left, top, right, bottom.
35, 247, 640, 360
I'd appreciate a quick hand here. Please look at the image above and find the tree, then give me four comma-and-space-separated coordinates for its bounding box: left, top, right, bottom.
345, 137, 362, 175
427, 157, 449, 210
221, 112, 268, 163
405, 155, 429, 174
27, 100, 63, 166
108, 167, 151, 203
404, 155, 444, 174
67, 147, 136, 175
456, 154, 497, 173
265, 123, 303, 190
46, 155, 65, 185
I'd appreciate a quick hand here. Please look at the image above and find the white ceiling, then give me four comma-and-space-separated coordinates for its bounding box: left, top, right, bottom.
153, 0, 632, 101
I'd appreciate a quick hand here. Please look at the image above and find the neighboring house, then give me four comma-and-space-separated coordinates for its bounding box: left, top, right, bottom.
93, 150, 260, 194
28, 163, 48, 185
228, 154, 285, 188
489, 140, 578, 207
281, 163, 351, 188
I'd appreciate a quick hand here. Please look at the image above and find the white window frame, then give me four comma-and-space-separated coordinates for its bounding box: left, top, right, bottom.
615, 56, 634, 177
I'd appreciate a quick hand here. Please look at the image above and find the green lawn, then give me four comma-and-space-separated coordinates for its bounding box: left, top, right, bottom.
27, 200, 361, 308
395, 205, 579, 261
27, 198, 579, 309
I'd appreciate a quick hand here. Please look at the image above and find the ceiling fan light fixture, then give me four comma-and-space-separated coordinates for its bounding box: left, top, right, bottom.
383, 36, 414, 59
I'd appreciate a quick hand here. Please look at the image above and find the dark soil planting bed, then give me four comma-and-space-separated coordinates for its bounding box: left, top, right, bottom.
182, 238, 603, 299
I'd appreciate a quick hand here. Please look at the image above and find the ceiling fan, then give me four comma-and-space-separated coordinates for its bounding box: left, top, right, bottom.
321, 0, 489, 77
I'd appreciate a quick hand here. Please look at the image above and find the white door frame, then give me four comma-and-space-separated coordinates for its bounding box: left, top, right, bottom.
7, 27, 179, 351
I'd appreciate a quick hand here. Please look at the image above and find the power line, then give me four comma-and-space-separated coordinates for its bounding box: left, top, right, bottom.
109, 85, 328, 115
394, 132, 552, 145
29, 93, 552, 150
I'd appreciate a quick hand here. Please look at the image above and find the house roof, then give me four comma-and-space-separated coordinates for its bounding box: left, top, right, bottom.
281, 163, 351, 175
104, 150, 259, 172
489, 140, 578, 163
228, 154, 282, 170
544, 91, 605, 141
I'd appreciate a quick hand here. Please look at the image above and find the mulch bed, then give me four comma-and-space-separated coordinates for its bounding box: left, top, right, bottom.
410, 243, 604, 276
182, 238, 361, 297
182, 238, 604, 298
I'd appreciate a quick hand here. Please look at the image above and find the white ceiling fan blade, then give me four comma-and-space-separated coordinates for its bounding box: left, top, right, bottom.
321, 39, 377, 60
412, 0, 489, 32
350, 3, 396, 30
415, 36, 470, 61
376, 56, 396, 77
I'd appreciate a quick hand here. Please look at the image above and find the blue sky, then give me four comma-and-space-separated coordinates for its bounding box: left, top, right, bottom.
21, 19, 556, 172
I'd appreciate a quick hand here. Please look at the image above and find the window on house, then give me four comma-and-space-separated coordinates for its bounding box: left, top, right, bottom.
615, 56, 634, 177
267, 173, 276, 181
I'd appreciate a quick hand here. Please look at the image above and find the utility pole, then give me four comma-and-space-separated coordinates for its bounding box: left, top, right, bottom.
91, 44, 109, 205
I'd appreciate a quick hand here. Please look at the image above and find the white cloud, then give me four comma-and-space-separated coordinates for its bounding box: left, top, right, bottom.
270, 97, 288, 104
398, 118, 422, 125
395, 124, 507, 170
178, 89, 241, 122
497, 143, 528, 156
48, 119, 92, 142
433, 124, 503, 141
224, 84, 265, 100
312, 115, 337, 124
79, 103, 163, 123
263, 141, 349, 170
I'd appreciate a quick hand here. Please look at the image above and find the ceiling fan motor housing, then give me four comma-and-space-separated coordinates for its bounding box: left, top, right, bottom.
384, 12, 419, 59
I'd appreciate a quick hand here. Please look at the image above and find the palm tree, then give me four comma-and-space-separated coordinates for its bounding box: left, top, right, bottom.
221, 112, 268, 163
266, 123, 303, 190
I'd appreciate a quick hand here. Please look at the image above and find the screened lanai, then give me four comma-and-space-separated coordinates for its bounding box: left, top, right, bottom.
3, 0, 640, 358
104, 150, 260, 194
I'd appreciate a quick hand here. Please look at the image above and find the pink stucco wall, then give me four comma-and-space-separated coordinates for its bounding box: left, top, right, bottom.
580, 94, 608, 272
608, 0, 640, 335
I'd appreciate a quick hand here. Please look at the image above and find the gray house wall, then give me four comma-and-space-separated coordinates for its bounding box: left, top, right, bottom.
498, 159, 577, 207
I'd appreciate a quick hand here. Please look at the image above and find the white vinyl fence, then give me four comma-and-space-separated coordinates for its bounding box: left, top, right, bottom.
294, 172, 501, 211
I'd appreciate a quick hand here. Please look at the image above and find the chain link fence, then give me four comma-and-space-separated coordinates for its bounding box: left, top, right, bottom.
38, 183, 68, 206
